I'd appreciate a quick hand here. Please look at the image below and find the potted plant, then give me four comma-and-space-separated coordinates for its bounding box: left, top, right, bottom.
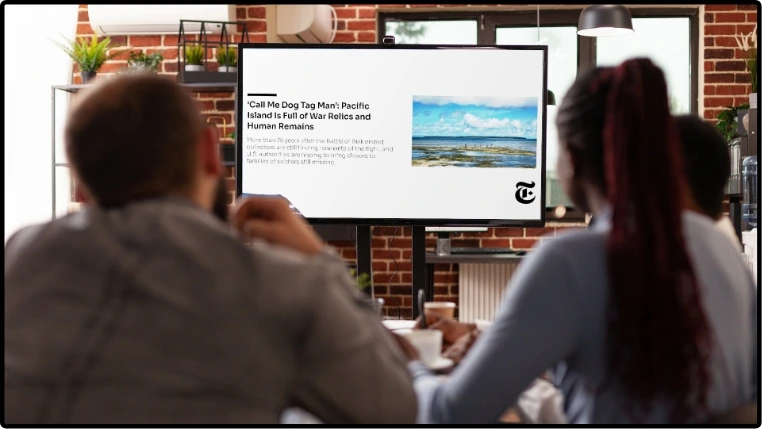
123, 51, 164, 73
216, 46, 238, 73
184, 44, 205, 72
716, 103, 750, 142
736, 24, 758, 108
55, 35, 118, 84
349, 269, 384, 316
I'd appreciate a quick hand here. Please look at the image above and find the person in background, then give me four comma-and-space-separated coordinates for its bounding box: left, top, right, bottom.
398, 58, 756, 424
4, 74, 417, 425
675, 114, 741, 250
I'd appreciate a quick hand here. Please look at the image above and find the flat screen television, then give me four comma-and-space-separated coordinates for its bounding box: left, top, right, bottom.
236, 44, 548, 227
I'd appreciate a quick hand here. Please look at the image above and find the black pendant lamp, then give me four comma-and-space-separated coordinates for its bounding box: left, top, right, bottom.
547, 90, 556, 106
577, 4, 634, 37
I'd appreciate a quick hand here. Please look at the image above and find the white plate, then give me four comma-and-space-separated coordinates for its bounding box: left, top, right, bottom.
423, 357, 454, 371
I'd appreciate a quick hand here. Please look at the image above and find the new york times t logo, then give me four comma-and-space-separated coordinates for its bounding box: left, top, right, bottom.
515, 181, 536, 205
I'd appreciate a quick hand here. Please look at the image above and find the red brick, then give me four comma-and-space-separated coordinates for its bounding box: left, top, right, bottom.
715, 36, 746, 48
336, 8, 357, 18
78, 10, 88, 22
736, 73, 752, 84
236, 7, 247, 19
330, 240, 354, 248
76, 23, 93, 35
99, 62, 127, 73
705, 5, 737, 11
129, 35, 162, 47
358, 8, 376, 18
705, 36, 715, 47
347, 20, 376, 31
703, 109, 722, 120
705, 73, 737, 84
746, 12, 758, 21
738, 4, 760, 11
433, 286, 449, 296
372, 261, 388, 272
512, 238, 538, 249
379, 4, 408, 8
342, 248, 357, 259
224, 167, 235, 178
373, 249, 401, 260
215, 100, 235, 111
374, 273, 400, 284
250, 34, 267, 43
371, 238, 389, 248
163, 61, 178, 73
704, 24, 737, 36
704, 84, 716, 95
704, 12, 714, 23
704, 48, 735, 59
373, 226, 400, 236
733, 96, 751, 105
704, 97, 736, 108
434, 263, 455, 272
715, 61, 748, 72
715, 12, 747, 23
148, 48, 178, 61
333, 31, 357, 42
357, 31, 376, 42
401, 273, 412, 283
373, 286, 388, 296
525, 227, 555, 237
705, 61, 715, 73
410, 4, 438, 7
109, 48, 141, 61
435, 273, 458, 283
494, 228, 523, 237
738, 24, 758, 33
390, 285, 412, 295
247, 6, 266, 19
481, 239, 512, 248
198, 92, 235, 99
247, 20, 267, 33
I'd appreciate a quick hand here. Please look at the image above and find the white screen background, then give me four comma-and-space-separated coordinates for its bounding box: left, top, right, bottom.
239, 47, 546, 223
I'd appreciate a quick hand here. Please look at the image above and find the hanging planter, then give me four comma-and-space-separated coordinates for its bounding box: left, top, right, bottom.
177, 19, 249, 84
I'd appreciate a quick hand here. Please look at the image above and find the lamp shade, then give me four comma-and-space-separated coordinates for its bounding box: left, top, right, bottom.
577, 4, 634, 37
547, 90, 556, 106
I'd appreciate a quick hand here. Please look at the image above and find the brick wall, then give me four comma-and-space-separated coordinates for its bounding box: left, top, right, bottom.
72, 4, 757, 319
702, 4, 759, 122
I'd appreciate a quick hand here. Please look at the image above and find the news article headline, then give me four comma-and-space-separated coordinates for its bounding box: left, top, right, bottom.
246, 100, 372, 131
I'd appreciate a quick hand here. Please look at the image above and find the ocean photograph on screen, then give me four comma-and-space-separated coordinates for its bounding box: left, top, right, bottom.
411, 96, 539, 168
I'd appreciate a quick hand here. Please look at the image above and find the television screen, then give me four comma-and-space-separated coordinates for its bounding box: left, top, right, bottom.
236, 44, 547, 226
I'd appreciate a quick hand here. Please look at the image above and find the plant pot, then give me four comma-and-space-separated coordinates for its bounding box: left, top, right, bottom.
185, 64, 204, 72
80, 71, 97, 84
219, 66, 238, 73
750, 93, 758, 109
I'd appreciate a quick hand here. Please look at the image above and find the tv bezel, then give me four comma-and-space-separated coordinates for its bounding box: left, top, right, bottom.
236, 43, 548, 228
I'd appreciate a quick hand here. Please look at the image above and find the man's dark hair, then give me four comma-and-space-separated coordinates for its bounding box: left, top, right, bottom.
65, 73, 203, 207
675, 115, 731, 219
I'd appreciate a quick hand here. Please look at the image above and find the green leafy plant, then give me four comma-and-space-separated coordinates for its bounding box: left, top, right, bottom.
185, 44, 205, 65
216, 46, 237, 67
55, 35, 119, 72
349, 269, 371, 291
228, 132, 235, 140
125, 51, 163, 72
716, 103, 750, 142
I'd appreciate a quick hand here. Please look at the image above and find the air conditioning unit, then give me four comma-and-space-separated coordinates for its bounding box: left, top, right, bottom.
270, 5, 337, 43
87, 4, 236, 36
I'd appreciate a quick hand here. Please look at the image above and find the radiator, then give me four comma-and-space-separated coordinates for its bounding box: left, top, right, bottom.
458, 262, 521, 323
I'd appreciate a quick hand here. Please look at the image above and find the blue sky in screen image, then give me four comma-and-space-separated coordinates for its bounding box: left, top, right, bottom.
412, 96, 539, 139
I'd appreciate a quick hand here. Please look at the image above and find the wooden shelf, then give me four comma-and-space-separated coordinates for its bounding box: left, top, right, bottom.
53, 82, 236, 93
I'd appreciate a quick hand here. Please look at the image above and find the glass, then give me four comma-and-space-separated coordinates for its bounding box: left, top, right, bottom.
384, 20, 477, 45
596, 17, 692, 114
496, 26, 579, 208
742, 156, 758, 228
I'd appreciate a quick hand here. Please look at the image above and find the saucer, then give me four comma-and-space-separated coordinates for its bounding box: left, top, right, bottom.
423, 357, 454, 371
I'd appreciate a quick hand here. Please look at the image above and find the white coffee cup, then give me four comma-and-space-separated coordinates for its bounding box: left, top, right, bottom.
400, 329, 442, 365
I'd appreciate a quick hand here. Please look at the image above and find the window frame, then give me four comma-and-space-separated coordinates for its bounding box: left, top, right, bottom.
378, 7, 699, 222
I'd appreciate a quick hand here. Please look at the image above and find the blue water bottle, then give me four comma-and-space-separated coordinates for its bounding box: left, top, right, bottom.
742, 155, 758, 229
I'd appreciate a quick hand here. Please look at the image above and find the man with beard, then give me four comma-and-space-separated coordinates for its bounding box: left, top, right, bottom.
4, 74, 417, 425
